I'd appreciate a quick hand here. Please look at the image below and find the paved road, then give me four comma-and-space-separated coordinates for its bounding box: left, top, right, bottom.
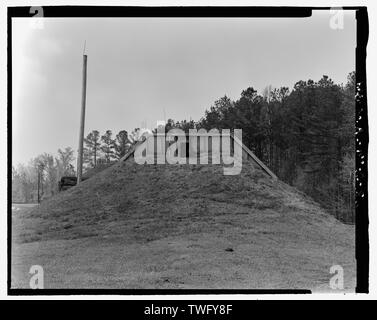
12, 203, 38, 211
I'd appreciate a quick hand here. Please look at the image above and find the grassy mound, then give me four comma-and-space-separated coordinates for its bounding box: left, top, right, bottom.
12, 159, 355, 290
15, 159, 335, 243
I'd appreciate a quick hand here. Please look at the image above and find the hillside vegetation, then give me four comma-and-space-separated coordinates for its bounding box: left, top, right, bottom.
12, 159, 355, 290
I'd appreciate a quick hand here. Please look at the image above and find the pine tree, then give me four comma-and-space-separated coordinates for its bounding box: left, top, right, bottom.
114, 130, 131, 159
100, 130, 116, 163
84, 130, 101, 167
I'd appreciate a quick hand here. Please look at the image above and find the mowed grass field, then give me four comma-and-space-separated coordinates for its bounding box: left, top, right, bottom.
11, 160, 356, 291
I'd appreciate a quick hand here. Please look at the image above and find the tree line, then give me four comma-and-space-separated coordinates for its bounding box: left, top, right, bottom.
163, 72, 355, 223
12, 147, 76, 203
83, 129, 134, 167
12, 130, 133, 202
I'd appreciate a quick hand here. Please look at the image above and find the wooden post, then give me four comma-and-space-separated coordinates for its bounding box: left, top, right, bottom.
77, 54, 88, 184
37, 168, 40, 204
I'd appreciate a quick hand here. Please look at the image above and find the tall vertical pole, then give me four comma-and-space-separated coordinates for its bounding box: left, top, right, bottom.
77, 54, 88, 184
37, 168, 40, 204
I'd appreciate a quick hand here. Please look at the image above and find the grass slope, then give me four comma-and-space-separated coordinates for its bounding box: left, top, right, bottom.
11, 159, 355, 290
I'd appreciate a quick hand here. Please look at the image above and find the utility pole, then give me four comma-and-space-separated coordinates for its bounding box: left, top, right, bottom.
37, 163, 43, 204
37, 167, 40, 204
77, 53, 88, 184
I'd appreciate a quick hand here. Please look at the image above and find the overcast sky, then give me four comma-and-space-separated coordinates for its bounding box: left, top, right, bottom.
12, 11, 356, 166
